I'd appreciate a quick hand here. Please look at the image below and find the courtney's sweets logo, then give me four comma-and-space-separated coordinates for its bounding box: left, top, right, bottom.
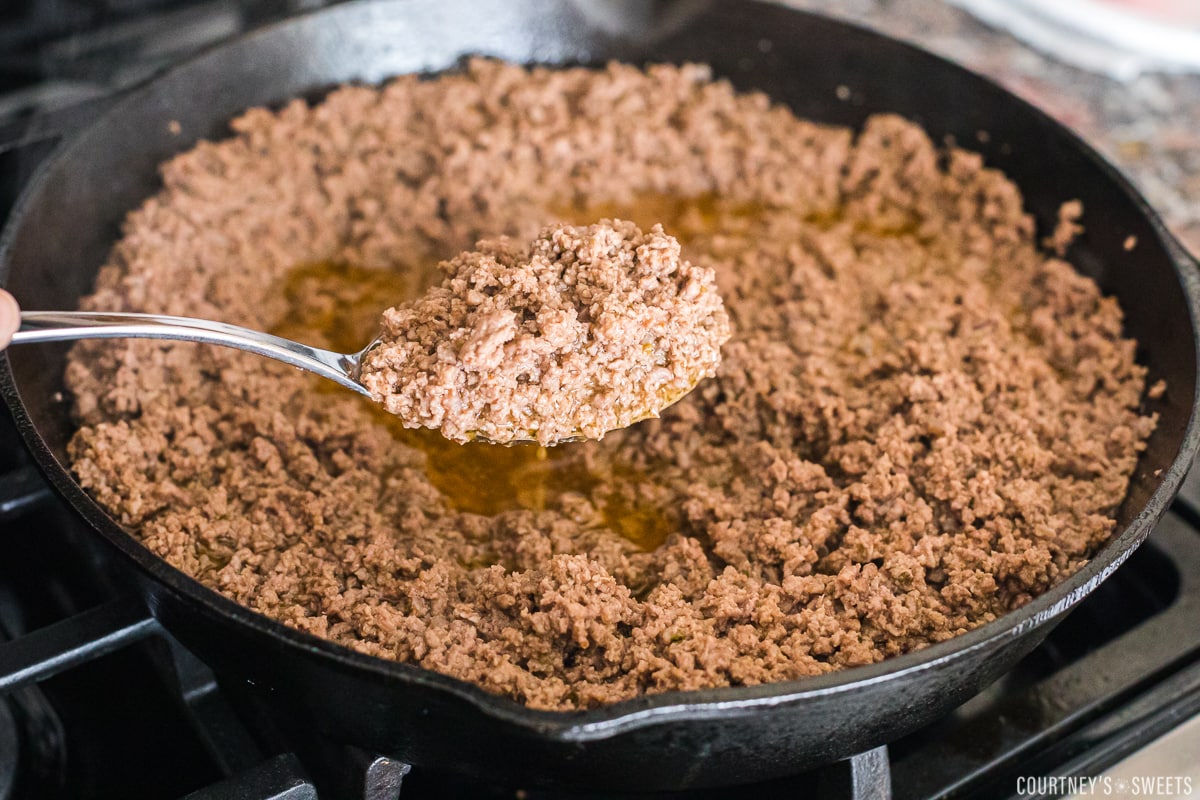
1016, 776, 1195, 796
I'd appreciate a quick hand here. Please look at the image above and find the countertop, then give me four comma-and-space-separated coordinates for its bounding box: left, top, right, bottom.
781, 0, 1200, 258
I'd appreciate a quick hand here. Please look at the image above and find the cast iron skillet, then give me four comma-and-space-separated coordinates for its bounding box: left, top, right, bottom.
2, 0, 1199, 791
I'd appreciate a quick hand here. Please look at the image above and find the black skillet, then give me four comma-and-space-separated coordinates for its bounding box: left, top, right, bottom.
2, 0, 1199, 791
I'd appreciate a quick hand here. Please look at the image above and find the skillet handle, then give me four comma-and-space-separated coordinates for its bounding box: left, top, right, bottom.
567, 0, 711, 40
0, 93, 126, 157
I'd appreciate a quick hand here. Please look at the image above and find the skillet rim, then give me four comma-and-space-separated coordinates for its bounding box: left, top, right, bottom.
1, 0, 1199, 740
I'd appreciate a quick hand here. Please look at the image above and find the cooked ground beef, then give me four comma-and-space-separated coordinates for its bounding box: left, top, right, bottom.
63, 60, 1156, 710
359, 220, 730, 446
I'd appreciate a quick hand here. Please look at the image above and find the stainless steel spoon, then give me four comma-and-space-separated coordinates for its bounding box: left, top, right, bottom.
12, 311, 701, 445
14, 310, 378, 399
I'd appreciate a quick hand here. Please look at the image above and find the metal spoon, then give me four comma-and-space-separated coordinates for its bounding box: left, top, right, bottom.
12, 310, 701, 445
14, 310, 378, 399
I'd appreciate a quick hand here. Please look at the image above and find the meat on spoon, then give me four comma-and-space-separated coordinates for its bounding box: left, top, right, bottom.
10, 220, 730, 447
359, 219, 731, 446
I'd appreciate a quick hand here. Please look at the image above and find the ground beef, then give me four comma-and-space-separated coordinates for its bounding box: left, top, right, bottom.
63, 59, 1157, 710
359, 220, 730, 446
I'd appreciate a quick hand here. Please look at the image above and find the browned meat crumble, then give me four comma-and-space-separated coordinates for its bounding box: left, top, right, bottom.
63, 60, 1156, 710
359, 220, 730, 446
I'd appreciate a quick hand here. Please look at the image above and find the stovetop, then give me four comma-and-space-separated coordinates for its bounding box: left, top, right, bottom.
1, 2, 1199, 798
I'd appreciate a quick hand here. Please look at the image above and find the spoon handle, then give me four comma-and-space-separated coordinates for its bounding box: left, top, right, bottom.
13, 311, 373, 398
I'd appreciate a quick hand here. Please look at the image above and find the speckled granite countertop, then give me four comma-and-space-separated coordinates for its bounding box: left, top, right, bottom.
780, 0, 1200, 257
